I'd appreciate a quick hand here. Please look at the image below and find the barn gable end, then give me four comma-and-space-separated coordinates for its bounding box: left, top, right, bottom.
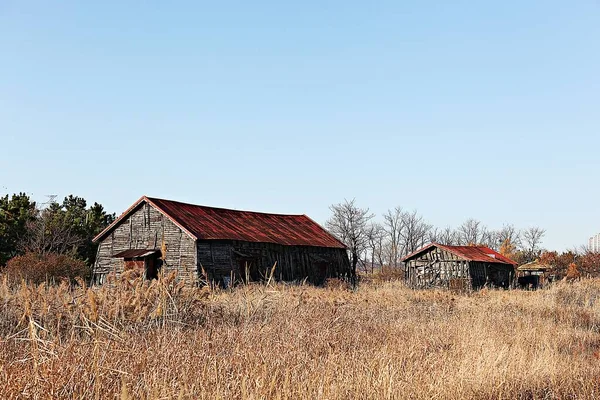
93, 200, 197, 285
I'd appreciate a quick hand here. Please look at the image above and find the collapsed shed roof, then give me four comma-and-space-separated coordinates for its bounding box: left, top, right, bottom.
93, 196, 346, 249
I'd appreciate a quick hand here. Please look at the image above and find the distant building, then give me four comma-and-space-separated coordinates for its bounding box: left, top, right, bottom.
590, 233, 600, 252
516, 260, 552, 289
402, 243, 516, 290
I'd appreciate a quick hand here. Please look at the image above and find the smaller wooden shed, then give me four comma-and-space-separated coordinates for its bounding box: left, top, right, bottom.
516, 260, 551, 289
402, 243, 517, 290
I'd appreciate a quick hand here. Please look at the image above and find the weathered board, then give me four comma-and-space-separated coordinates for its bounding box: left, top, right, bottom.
93, 202, 197, 285
196, 240, 350, 285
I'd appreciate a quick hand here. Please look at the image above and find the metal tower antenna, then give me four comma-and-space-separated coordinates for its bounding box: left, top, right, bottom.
42, 194, 58, 209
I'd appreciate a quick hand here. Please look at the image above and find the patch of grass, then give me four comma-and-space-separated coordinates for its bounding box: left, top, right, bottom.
1, 274, 599, 399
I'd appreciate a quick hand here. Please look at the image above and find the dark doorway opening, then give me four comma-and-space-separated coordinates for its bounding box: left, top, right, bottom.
113, 249, 161, 280
145, 252, 162, 280
518, 275, 540, 289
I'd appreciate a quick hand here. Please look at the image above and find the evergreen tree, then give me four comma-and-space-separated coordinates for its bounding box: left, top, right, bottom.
0, 193, 36, 265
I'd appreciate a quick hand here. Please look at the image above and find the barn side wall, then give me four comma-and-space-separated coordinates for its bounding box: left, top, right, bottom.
93, 202, 197, 285
196, 241, 233, 281
197, 240, 351, 285
469, 262, 513, 289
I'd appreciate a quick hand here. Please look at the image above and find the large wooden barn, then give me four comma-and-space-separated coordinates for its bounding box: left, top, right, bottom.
402, 243, 516, 290
92, 196, 351, 286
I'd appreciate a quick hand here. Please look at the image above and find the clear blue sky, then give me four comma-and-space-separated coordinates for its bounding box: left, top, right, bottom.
1, 1, 599, 251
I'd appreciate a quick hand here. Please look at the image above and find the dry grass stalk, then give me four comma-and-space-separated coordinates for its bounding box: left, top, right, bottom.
0, 273, 599, 399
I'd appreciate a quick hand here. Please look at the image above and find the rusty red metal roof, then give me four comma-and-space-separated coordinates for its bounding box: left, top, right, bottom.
94, 196, 346, 249
402, 243, 517, 265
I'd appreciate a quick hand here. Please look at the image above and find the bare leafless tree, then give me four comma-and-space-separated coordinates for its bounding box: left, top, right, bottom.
495, 224, 521, 250
326, 199, 374, 284
522, 226, 546, 261
479, 227, 497, 249
457, 218, 482, 245
365, 222, 385, 273
383, 207, 404, 268
399, 210, 432, 256
428, 227, 440, 244
434, 226, 459, 245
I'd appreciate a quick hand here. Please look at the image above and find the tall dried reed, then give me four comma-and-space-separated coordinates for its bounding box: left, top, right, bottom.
1, 273, 599, 399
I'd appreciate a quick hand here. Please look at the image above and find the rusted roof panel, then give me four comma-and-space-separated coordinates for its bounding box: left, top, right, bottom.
94, 196, 345, 249
147, 197, 345, 248
440, 245, 517, 265
402, 243, 517, 265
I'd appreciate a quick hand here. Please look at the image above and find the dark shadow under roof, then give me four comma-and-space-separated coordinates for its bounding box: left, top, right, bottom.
113, 249, 159, 258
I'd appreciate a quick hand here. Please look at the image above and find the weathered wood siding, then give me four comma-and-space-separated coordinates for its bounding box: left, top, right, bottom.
196, 241, 233, 280
405, 247, 513, 290
405, 247, 470, 289
197, 240, 351, 285
93, 202, 197, 284
94, 201, 350, 286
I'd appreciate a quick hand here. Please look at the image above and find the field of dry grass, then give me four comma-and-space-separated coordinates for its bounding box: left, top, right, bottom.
1, 273, 600, 399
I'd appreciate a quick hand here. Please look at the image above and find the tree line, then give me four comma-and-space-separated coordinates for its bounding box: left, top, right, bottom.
0, 193, 114, 282
325, 198, 598, 279
2, 193, 598, 284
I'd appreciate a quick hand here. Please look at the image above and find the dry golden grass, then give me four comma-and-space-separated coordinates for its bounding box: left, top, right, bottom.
1, 273, 600, 399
